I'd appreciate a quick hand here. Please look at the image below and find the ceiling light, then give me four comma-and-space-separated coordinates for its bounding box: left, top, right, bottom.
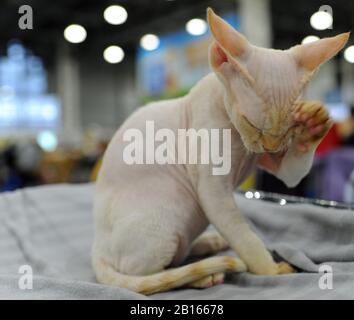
140, 34, 160, 51
104, 5, 128, 25
63, 24, 87, 43
186, 18, 207, 36
301, 35, 320, 45
344, 46, 354, 63
103, 45, 125, 64
310, 11, 333, 30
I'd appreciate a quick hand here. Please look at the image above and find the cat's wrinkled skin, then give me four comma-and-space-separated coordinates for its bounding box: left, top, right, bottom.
92, 8, 349, 294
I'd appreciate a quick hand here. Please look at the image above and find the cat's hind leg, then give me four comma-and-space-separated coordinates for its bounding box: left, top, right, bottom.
189, 231, 229, 257
187, 231, 229, 289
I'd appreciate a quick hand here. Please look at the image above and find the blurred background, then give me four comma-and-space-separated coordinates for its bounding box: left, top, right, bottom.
0, 0, 354, 203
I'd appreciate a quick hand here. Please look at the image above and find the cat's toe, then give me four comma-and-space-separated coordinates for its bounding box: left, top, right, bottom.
212, 272, 225, 285
188, 275, 213, 288
277, 261, 297, 275
187, 272, 225, 289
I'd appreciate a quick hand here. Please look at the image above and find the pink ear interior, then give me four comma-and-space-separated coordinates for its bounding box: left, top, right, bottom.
211, 42, 228, 68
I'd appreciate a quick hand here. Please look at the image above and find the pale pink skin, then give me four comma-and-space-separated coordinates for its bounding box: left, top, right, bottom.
92, 73, 319, 278
92, 10, 348, 286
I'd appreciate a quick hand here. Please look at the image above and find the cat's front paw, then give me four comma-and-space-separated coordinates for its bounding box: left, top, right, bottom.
292, 101, 332, 153
277, 261, 297, 275
248, 261, 296, 275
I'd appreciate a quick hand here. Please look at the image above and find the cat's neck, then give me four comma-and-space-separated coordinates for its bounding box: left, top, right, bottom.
184, 72, 232, 129
188, 72, 224, 104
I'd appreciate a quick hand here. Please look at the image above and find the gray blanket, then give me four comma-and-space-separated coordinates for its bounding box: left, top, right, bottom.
0, 183, 353, 299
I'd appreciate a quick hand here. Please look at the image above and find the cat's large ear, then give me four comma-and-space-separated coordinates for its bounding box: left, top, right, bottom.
291, 33, 350, 71
207, 7, 251, 69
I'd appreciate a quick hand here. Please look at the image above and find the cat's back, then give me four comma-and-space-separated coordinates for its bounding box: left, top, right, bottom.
97, 96, 188, 187
119, 97, 186, 133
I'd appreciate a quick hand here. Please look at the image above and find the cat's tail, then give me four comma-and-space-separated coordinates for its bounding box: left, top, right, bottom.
93, 255, 247, 295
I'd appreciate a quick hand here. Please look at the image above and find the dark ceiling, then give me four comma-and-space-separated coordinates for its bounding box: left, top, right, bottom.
271, 0, 354, 49
0, 0, 235, 66
0, 0, 353, 67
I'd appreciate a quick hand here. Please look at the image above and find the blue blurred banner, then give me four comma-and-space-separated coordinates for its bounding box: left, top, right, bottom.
137, 13, 239, 100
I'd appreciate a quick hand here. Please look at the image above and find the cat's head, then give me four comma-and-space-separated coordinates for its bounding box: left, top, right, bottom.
207, 8, 349, 153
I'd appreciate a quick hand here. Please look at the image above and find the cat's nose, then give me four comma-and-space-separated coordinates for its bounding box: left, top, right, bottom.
261, 135, 281, 152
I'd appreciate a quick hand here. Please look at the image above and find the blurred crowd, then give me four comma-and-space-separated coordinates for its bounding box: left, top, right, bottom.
0, 128, 107, 192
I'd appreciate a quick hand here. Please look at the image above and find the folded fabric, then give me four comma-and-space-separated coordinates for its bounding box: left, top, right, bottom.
0, 183, 353, 300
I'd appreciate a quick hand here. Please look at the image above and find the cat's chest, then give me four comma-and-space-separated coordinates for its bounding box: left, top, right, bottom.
229, 135, 259, 187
